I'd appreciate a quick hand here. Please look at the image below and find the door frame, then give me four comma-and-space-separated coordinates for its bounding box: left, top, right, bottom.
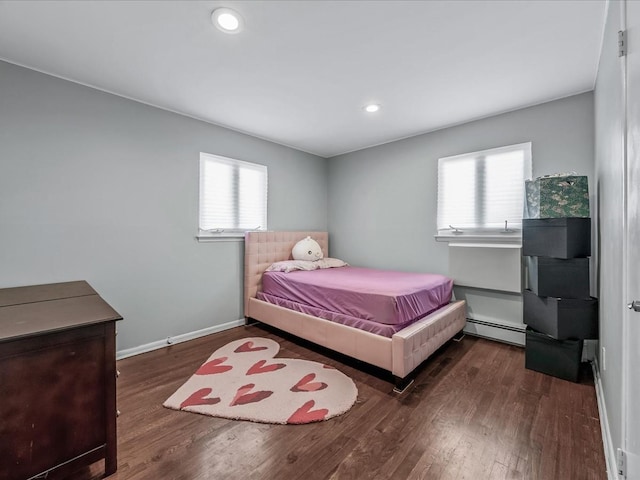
623, 0, 639, 477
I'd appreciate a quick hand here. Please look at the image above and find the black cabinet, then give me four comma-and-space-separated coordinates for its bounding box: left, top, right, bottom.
523, 217, 597, 382
523, 290, 598, 339
523, 218, 591, 258
526, 257, 590, 298
525, 328, 583, 382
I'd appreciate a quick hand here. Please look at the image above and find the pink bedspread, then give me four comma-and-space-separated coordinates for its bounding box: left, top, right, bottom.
259, 266, 453, 327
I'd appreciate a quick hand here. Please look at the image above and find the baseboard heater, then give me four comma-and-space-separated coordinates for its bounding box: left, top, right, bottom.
463, 316, 526, 346
466, 317, 526, 332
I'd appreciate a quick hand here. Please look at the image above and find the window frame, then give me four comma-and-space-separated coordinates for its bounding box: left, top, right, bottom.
435, 142, 532, 244
196, 152, 268, 242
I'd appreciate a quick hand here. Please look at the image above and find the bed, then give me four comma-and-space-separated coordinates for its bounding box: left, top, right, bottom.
244, 231, 467, 392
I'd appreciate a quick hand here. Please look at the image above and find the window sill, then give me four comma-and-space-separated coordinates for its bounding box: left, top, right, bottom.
434, 233, 522, 247
196, 234, 244, 243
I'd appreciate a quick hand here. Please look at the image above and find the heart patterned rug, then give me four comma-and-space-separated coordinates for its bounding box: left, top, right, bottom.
163, 337, 358, 424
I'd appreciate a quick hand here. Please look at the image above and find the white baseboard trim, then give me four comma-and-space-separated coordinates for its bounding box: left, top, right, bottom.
116, 318, 245, 360
592, 359, 619, 480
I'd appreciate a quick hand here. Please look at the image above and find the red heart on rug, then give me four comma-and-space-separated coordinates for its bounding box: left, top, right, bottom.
246, 359, 286, 375
291, 373, 328, 392
235, 341, 268, 353
287, 400, 329, 424
180, 388, 221, 409
230, 383, 273, 406
195, 356, 233, 375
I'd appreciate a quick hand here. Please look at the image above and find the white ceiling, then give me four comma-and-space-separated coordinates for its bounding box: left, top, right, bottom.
0, 1, 606, 158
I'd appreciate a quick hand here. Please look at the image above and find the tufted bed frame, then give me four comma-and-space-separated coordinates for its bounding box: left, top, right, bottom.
244, 231, 467, 392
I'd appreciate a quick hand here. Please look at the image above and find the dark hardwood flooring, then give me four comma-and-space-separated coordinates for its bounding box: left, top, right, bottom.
84, 325, 604, 480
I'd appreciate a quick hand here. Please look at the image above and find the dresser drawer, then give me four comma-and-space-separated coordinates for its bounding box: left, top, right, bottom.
0, 325, 109, 480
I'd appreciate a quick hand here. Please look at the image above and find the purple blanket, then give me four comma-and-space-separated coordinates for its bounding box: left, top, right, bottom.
260, 266, 453, 326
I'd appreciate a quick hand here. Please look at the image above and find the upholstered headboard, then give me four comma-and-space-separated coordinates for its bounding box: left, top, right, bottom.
243, 231, 329, 315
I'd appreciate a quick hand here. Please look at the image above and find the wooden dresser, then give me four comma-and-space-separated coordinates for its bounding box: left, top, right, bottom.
0, 281, 123, 480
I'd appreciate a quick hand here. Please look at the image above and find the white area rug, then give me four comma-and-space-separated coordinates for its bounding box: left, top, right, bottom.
163, 337, 358, 424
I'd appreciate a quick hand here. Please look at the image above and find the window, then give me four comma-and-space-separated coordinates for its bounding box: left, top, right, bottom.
436, 142, 532, 235
198, 153, 267, 239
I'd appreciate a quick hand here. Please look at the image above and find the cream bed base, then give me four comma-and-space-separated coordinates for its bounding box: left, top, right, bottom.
244, 231, 466, 389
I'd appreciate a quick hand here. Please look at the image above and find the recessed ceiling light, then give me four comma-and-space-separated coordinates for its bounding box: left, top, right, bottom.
364, 104, 381, 113
211, 8, 244, 34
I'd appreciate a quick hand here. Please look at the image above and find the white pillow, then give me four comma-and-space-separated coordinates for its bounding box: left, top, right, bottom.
266, 260, 319, 273
315, 257, 349, 269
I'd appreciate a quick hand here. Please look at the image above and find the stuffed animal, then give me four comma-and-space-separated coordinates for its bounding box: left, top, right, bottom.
292, 236, 324, 261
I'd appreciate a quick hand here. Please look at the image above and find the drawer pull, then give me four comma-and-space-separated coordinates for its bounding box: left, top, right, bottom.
116, 369, 120, 378
116, 409, 121, 417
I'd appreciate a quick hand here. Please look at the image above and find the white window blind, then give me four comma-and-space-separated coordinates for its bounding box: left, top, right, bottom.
437, 142, 532, 233
199, 153, 267, 235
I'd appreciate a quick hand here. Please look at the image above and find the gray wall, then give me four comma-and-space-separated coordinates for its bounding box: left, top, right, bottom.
0, 57, 598, 359
594, 0, 625, 464
0, 60, 328, 352
327, 92, 595, 275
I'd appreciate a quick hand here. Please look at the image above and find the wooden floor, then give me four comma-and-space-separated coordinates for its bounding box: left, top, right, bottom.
84, 325, 604, 480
